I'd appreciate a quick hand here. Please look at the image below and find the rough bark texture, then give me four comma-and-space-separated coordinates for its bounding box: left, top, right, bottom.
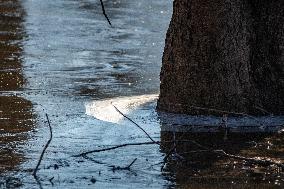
157, 0, 284, 115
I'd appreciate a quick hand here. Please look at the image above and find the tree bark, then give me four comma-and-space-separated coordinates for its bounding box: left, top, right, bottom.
157, 0, 284, 115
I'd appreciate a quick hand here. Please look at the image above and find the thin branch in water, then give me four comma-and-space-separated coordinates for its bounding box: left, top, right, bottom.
34, 177, 43, 189
172, 127, 177, 154
173, 144, 284, 169
254, 105, 272, 115
214, 150, 284, 169
161, 144, 177, 171
82, 153, 137, 171
165, 102, 269, 129
74, 137, 284, 171
187, 141, 284, 169
175, 141, 284, 169
110, 158, 137, 171
82, 154, 106, 165
112, 103, 159, 144
33, 113, 53, 177
99, 0, 112, 26
74, 141, 158, 157
126, 158, 137, 169
74, 140, 194, 160
49, 177, 54, 186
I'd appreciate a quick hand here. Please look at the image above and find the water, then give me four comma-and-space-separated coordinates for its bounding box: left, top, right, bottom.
0, 0, 283, 188
23, 0, 169, 98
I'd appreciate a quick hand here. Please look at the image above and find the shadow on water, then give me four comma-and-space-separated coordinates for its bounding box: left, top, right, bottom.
160, 129, 284, 188
0, 0, 35, 174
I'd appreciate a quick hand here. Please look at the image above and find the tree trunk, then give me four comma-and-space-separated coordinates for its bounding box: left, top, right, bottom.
157, 0, 284, 115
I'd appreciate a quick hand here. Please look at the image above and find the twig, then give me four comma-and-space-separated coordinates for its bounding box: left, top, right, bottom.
49, 177, 54, 186
187, 105, 267, 128
185, 140, 283, 169
172, 127, 177, 154
160, 139, 284, 170
74, 140, 199, 158
214, 150, 284, 169
33, 113, 53, 177
160, 139, 207, 171
99, 0, 112, 26
74, 141, 158, 157
163, 102, 268, 128
254, 105, 272, 115
34, 177, 43, 189
163, 102, 250, 116
161, 144, 177, 171
176, 143, 284, 169
110, 158, 137, 171
82, 154, 106, 165
163, 145, 176, 161
126, 158, 137, 169
74, 137, 284, 171
82, 153, 136, 171
187, 105, 250, 116
112, 103, 159, 144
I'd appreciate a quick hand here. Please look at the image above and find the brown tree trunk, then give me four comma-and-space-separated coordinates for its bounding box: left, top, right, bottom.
157, 0, 284, 115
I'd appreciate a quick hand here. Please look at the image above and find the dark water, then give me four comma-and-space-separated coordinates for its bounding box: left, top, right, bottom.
0, 0, 283, 188
0, 0, 35, 174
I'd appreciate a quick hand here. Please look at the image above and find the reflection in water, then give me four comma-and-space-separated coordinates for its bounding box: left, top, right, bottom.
160, 131, 284, 188
0, 0, 34, 173
0, 96, 34, 172
0, 0, 25, 90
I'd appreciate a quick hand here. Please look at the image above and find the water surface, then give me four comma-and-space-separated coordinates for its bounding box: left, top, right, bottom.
0, 0, 283, 188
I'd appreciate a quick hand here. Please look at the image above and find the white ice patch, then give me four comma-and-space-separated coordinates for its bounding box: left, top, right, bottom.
85, 94, 158, 124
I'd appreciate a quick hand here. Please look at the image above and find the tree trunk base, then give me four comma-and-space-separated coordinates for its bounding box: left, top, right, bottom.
157, 0, 284, 116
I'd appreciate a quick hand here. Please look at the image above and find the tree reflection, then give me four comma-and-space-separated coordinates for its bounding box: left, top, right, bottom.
160, 130, 284, 188
0, 0, 34, 173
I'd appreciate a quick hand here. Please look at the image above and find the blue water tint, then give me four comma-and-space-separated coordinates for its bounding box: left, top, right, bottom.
12, 0, 173, 188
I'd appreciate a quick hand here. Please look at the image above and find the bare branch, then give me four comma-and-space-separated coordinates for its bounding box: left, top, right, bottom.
33, 113, 53, 177
110, 158, 138, 171
99, 0, 112, 26
74, 141, 158, 157
214, 150, 284, 169
112, 103, 159, 144
74, 138, 284, 170
126, 158, 137, 169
